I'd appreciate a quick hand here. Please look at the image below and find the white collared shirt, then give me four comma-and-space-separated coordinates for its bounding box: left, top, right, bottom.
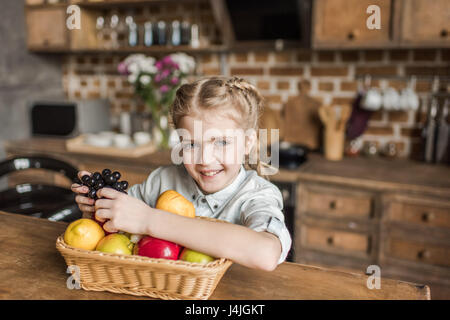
128, 164, 292, 264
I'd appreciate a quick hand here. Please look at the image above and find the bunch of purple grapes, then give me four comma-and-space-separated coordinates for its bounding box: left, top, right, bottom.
74, 169, 129, 200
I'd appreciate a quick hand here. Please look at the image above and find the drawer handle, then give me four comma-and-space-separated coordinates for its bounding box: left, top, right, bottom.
329, 200, 337, 210
441, 29, 448, 38
326, 236, 334, 246
417, 249, 430, 260
347, 31, 355, 40
421, 212, 435, 222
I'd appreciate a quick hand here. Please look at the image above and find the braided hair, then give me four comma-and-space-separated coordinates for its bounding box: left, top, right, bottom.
170, 76, 272, 179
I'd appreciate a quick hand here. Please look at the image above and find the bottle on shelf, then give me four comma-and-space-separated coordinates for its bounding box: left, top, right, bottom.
171, 20, 181, 46
422, 98, 438, 163
116, 16, 128, 48
156, 21, 167, 45
435, 99, 449, 164
95, 15, 105, 49
126, 16, 138, 47
143, 21, 153, 47
190, 24, 199, 48
181, 21, 191, 45
110, 14, 119, 49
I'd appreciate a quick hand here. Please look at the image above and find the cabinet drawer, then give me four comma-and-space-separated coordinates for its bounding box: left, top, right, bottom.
300, 186, 374, 219
384, 196, 450, 229
400, 0, 450, 45
301, 225, 370, 256
387, 238, 450, 268
313, 0, 393, 48
25, 7, 68, 49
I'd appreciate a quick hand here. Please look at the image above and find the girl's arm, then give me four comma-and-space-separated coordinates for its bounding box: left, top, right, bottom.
148, 208, 282, 271
95, 188, 282, 271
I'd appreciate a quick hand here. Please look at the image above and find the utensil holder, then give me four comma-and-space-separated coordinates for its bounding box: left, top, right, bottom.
324, 128, 345, 161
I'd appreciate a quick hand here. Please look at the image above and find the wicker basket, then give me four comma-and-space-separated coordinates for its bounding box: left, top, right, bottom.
56, 218, 233, 300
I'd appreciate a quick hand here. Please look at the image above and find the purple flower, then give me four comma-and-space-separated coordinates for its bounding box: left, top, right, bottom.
117, 62, 129, 75
160, 85, 169, 93
161, 69, 170, 78
170, 77, 179, 85
155, 60, 163, 70
154, 73, 162, 83
162, 55, 173, 65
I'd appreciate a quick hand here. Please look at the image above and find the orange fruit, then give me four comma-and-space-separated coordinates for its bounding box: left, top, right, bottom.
64, 218, 105, 250
156, 190, 195, 218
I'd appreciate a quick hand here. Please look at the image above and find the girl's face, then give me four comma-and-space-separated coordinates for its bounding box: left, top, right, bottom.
178, 111, 255, 195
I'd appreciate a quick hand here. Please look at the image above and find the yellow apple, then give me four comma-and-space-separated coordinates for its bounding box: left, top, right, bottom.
96, 233, 134, 255
179, 248, 215, 264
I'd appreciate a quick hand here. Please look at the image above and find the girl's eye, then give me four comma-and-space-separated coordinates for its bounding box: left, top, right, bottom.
215, 140, 229, 147
182, 142, 198, 150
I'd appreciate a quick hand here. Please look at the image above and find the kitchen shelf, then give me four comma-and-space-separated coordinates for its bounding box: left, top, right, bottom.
28, 44, 227, 54
71, 0, 198, 8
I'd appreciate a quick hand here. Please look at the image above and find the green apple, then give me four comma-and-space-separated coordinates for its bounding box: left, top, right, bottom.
179, 248, 215, 264
96, 234, 134, 255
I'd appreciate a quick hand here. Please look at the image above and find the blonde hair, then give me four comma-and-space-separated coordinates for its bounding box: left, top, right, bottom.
170, 76, 270, 179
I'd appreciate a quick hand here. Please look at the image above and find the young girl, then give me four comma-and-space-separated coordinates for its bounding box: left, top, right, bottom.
72, 76, 291, 271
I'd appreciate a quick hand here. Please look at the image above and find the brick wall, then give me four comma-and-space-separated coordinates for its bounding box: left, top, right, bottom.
62, 48, 449, 158
59, 0, 450, 159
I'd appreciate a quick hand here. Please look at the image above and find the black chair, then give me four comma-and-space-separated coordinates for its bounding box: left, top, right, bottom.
0, 156, 82, 222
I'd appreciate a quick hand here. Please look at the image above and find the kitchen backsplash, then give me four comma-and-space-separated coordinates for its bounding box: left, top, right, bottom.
62, 48, 449, 158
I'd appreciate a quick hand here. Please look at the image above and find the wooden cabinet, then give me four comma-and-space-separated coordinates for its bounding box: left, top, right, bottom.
312, 0, 450, 48
398, 0, 450, 47
24, 0, 226, 53
379, 193, 450, 298
25, 6, 69, 50
312, 0, 394, 49
296, 183, 379, 271
296, 167, 450, 299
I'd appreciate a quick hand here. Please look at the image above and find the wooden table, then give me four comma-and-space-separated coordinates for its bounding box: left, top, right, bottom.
0, 211, 430, 300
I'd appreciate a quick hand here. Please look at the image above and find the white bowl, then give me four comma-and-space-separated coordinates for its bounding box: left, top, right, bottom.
85, 134, 112, 147
133, 131, 151, 145
114, 134, 133, 148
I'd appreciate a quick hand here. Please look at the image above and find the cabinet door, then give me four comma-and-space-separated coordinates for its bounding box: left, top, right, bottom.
383, 194, 450, 230
25, 7, 69, 50
399, 0, 450, 46
313, 0, 393, 48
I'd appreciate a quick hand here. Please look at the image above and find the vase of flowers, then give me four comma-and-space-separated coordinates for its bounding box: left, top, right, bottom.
118, 53, 196, 149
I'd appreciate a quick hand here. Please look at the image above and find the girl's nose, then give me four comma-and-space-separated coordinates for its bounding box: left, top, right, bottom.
200, 143, 215, 165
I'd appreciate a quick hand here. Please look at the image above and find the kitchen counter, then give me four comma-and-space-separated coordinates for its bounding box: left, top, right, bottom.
0, 211, 430, 300
3, 137, 450, 197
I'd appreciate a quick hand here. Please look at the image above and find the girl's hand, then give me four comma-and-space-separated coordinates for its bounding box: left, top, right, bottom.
71, 170, 95, 218
94, 187, 153, 234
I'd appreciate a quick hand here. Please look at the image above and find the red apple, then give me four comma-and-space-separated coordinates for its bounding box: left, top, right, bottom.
133, 236, 181, 260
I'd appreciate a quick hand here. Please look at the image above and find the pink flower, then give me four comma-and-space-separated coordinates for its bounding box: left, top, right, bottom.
170, 77, 179, 85
160, 85, 169, 93
154, 74, 162, 83
117, 62, 129, 75
155, 60, 163, 70
161, 69, 170, 78
162, 55, 173, 65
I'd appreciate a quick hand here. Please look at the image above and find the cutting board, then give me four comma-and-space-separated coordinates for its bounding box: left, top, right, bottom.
66, 134, 157, 158
282, 94, 322, 150
259, 107, 284, 146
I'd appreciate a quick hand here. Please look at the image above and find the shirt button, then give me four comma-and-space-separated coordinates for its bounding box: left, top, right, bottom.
213, 204, 218, 209
192, 195, 196, 200
201, 198, 206, 203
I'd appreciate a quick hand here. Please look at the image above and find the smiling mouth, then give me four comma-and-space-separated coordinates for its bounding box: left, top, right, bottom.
200, 169, 223, 177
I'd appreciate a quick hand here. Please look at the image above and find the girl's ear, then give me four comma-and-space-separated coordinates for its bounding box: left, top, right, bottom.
245, 130, 257, 155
